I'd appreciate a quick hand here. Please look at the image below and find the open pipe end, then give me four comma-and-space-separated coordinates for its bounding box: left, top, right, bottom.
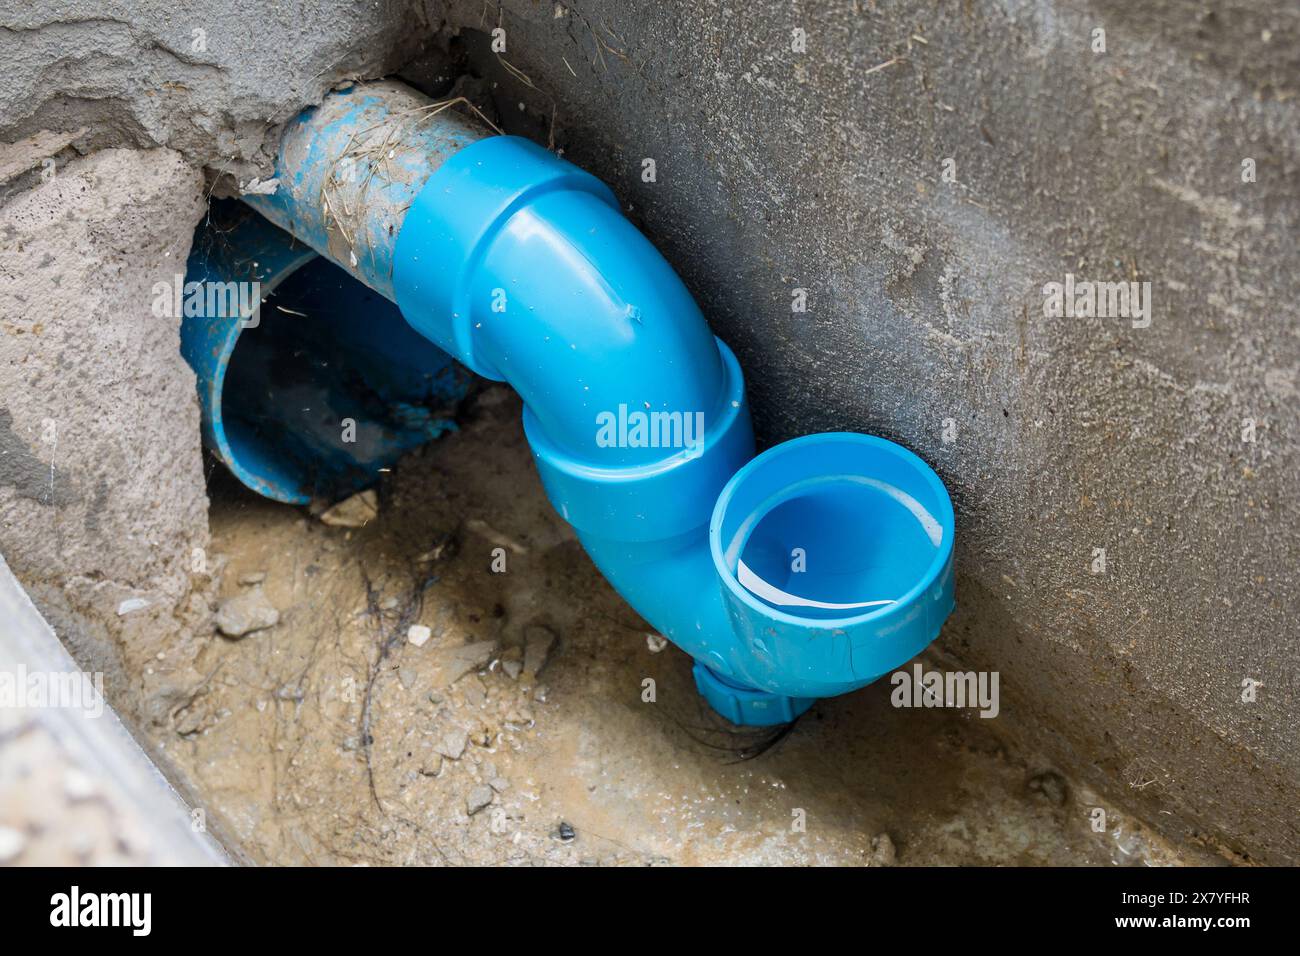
708, 432, 956, 702
181, 203, 470, 504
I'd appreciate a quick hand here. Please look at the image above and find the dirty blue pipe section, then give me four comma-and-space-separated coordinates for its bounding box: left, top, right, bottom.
183, 82, 955, 725
181, 201, 469, 503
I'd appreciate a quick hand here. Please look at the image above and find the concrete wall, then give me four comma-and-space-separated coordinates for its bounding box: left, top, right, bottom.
1, 0, 1295, 861
0, 1, 432, 187
0, 145, 215, 725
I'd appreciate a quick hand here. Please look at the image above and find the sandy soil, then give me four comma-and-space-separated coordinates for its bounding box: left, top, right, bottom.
148, 388, 1202, 866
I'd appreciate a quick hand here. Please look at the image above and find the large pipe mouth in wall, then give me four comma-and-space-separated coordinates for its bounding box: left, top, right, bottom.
181, 202, 471, 504
181, 81, 957, 726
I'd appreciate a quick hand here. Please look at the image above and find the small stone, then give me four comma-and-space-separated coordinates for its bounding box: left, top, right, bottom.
870, 832, 897, 866
500, 646, 524, 677
215, 588, 280, 637
116, 597, 151, 616
435, 729, 469, 760
523, 624, 557, 676
407, 624, 432, 647
274, 682, 305, 702
489, 777, 509, 793
238, 571, 266, 586
0, 827, 25, 863
319, 488, 379, 528
466, 784, 494, 816
174, 709, 204, 736
504, 706, 534, 725
555, 821, 576, 843
460, 676, 487, 708
645, 633, 669, 653
429, 640, 497, 688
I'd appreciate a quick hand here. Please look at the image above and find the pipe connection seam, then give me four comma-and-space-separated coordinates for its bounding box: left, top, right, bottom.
191, 81, 955, 725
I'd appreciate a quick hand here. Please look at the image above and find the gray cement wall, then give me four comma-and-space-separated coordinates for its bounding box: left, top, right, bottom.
1, 0, 1295, 861
0, 1, 433, 188
0, 145, 212, 724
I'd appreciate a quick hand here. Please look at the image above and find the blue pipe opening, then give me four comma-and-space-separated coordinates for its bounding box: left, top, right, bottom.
182, 83, 956, 726
182, 202, 470, 504
711, 433, 955, 701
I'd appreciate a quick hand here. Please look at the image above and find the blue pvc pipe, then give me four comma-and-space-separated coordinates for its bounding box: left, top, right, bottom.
393, 133, 954, 718
201, 83, 956, 725
243, 81, 487, 300
181, 201, 469, 503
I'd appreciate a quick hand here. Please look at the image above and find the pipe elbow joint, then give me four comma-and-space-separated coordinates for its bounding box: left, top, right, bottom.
393, 134, 753, 539
392, 134, 956, 725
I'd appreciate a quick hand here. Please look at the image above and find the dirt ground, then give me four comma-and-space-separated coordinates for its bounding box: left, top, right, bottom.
147, 387, 1206, 866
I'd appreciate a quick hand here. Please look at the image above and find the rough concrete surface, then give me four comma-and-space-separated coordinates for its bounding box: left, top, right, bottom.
0, 0, 433, 187
0, 146, 212, 723
0, 0, 1296, 864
